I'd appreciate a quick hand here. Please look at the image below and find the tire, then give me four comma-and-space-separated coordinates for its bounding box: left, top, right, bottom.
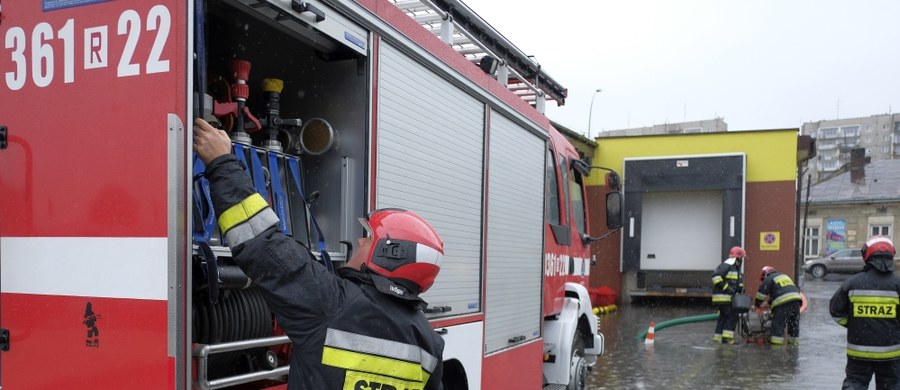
810, 264, 827, 279
567, 332, 587, 390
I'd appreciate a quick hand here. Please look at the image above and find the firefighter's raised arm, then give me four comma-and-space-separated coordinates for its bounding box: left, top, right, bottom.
193, 118, 233, 164
194, 118, 345, 339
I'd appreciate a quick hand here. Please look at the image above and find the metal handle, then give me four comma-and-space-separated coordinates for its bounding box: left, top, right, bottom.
291, 1, 326, 22
424, 305, 452, 314
1, 328, 9, 351
192, 335, 291, 390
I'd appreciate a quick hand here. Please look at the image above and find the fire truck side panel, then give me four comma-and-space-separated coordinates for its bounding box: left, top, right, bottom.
484, 111, 545, 355
0, 0, 185, 237
482, 339, 544, 388
0, 0, 187, 387
2, 294, 170, 388
376, 41, 484, 320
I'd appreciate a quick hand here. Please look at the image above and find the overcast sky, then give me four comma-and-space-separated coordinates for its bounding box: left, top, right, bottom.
461, 0, 900, 136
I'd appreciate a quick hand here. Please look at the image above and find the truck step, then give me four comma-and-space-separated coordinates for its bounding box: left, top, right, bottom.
543, 385, 566, 390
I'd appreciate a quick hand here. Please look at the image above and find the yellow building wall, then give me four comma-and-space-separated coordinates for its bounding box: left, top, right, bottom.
588, 129, 800, 186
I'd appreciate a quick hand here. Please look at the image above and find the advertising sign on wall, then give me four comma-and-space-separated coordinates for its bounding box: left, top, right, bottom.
825, 219, 847, 255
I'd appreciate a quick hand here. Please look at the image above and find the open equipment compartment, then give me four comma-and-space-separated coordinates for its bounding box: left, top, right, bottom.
191, 1, 370, 387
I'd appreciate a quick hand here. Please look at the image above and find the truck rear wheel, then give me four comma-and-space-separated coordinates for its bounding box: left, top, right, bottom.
567, 332, 587, 390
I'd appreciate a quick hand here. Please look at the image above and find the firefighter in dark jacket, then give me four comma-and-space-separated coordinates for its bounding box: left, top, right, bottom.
711, 246, 746, 344
194, 118, 445, 389
830, 236, 900, 390
754, 266, 802, 345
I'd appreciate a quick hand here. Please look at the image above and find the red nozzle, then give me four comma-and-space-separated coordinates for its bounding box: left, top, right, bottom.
232, 83, 249, 101
231, 59, 251, 81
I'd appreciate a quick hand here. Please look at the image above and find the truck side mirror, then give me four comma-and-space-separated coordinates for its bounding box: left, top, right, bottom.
606, 191, 623, 230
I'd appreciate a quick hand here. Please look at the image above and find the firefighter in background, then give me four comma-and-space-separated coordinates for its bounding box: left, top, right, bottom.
194, 118, 445, 389
711, 246, 746, 344
754, 266, 802, 345
831, 236, 900, 390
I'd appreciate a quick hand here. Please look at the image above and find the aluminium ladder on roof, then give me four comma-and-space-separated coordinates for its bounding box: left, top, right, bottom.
388, 0, 568, 111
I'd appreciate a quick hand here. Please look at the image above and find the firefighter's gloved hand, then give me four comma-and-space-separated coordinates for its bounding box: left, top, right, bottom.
725, 287, 736, 295
193, 118, 233, 165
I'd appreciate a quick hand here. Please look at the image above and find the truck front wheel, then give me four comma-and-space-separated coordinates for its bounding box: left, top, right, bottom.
567, 332, 587, 390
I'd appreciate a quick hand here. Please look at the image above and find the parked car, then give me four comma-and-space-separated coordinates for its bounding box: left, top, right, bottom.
803, 248, 863, 278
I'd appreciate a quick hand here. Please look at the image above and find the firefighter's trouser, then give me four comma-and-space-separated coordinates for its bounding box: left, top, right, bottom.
843, 356, 900, 390
714, 303, 738, 341
770, 300, 801, 344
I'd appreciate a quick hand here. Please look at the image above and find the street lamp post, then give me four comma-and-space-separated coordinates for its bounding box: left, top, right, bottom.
587, 88, 602, 138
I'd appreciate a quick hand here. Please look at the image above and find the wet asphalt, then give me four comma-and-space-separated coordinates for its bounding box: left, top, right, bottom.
587, 273, 869, 389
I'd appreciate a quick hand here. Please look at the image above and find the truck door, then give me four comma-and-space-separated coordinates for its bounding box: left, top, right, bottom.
0, 1, 187, 388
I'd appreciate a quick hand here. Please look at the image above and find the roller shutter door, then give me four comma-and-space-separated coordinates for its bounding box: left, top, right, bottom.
376, 42, 484, 317
484, 112, 545, 353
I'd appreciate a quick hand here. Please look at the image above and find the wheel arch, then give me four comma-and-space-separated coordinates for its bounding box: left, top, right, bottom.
441, 358, 469, 390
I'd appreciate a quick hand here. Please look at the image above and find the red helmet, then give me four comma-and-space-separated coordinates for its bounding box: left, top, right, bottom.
861, 236, 896, 262
760, 266, 775, 281
729, 246, 746, 258
359, 208, 444, 294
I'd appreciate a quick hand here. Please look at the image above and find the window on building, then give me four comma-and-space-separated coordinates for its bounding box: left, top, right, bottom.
867, 125, 873, 132
821, 159, 841, 171
842, 125, 860, 138
885, 135, 892, 143
884, 145, 891, 154
820, 127, 839, 138
866, 135, 873, 143
804, 226, 820, 257
871, 225, 891, 238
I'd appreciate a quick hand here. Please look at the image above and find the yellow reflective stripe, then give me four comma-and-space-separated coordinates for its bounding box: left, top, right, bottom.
223, 208, 279, 247
771, 292, 802, 307
712, 294, 732, 303
218, 193, 269, 233
322, 346, 428, 382
847, 343, 900, 360
755, 292, 768, 301
773, 275, 795, 287
770, 336, 785, 345
712, 276, 724, 284
324, 329, 438, 373
726, 272, 739, 280
833, 316, 848, 326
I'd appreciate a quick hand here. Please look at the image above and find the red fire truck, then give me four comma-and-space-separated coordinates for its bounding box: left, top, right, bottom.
0, 0, 621, 388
